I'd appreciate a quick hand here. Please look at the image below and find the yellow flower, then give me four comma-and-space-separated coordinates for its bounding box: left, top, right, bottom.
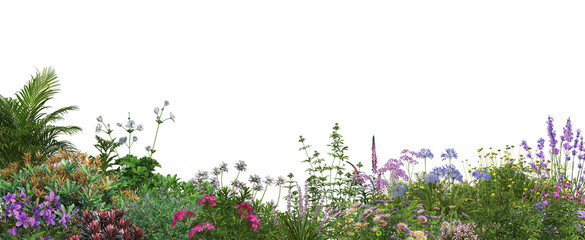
491, 193, 495, 197
508, 185, 512, 188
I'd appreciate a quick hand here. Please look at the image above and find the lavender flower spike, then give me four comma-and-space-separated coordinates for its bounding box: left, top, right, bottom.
562, 117, 573, 143
547, 116, 559, 155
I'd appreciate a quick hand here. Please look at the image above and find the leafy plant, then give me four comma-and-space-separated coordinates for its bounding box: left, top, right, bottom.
117, 187, 203, 240
0, 67, 81, 170
68, 209, 144, 240
0, 150, 120, 213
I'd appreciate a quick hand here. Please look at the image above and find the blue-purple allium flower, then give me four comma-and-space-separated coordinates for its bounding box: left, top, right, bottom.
372, 136, 378, 174
441, 148, 458, 162
438, 164, 463, 182
424, 170, 441, 184
418, 149, 434, 160
391, 184, 408, 197
471, 169, 490, 181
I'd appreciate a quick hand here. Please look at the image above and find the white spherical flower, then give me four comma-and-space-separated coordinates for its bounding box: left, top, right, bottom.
154, 107, 160, 115
125, 120, 136, 129
133, 136, 138, 142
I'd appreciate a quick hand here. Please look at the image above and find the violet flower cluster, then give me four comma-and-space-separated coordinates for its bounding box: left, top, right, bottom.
1, 191, 74, 239
425, 164, 464, 184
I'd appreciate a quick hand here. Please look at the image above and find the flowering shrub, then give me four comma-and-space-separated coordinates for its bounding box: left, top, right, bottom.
0, 191, 74, 239
172, 194, 264, 239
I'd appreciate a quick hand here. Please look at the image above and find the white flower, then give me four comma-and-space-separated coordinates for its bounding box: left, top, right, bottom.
95, 124, 102, 134
136, 124, 144, 131
145, 146, 152, 151
96, 116, 103, 122
154, 107, 160, 115
116, 123, 122, 127
119, 136, 127, 143
125, 120, 136, 129
133, 136, 138, 142
164, 100, 170, 106
169, 112, 175, 122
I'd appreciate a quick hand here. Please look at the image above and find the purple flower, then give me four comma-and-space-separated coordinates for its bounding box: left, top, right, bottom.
441, 148, 458, 162
536, 137, 545, 150
547, 116, 558, 154
7, 226, 21, 236
562, 117, 573, 144
391, 184, 408, 197
400, 149, 418, 165
379, 158, 409, 182
472, 168, 490, 181
45, 212, 56, 225
3, 192, 16, 204
418, 149, 434, 160
521, 140, 529, 151
372, 136, 378, 174
16, 211, 30, 228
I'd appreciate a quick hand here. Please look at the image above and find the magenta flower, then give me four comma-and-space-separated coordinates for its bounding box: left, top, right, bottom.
554, 192, 560, 198
372, 136, 378, 174
172, 210, 196, 227
198, 195, 216, 206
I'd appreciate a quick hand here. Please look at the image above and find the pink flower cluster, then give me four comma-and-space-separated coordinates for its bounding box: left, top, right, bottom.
234, 203, 261, 231
171, 210, 197, 227
188, 222, 215, 239
172, 195, 217, 239
198, 195, 216, 206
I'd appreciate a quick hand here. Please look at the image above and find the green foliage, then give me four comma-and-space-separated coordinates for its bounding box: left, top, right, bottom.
277, 211, 323, 240
89, 135, 123, 174
121, 187, 204, 239
0, 151, 120, 212
0, 67, 81, 170
298, 123, 363, 211
112, 154, 161, 192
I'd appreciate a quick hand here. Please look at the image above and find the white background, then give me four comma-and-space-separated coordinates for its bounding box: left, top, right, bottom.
1, 1, 585, 208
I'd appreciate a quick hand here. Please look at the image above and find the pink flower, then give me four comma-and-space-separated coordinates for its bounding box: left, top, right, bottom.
198, 195, 216, 206
235, 203, 254, 219
553, 192, 560, 198
172, 210, 196, 227
543, 200, 549, 205
201, 222, 216, 230
189, 225, 204, 239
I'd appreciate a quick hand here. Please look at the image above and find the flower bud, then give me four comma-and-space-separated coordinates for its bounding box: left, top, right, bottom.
154, 107, 160, 114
